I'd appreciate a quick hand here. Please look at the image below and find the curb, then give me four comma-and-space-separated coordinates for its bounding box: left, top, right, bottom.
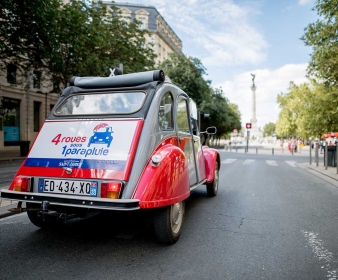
0, 203, 18, 219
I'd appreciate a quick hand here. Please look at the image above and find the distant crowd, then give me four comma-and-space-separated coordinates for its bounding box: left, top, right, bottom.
279, 137, 304, 153
280, 137, 338, 154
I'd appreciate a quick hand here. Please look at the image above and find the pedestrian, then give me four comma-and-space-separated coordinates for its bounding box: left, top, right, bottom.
288, 138, 291, 152
291, 136, 296, 153
280, 138, 284, 153
297, 138, 301, 153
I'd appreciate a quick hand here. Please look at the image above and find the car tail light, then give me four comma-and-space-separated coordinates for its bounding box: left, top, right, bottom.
12, 176, 31, 192
101, 181, 122, 199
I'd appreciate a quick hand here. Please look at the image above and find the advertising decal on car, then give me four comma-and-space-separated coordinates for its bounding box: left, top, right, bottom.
25, 120, 138, 170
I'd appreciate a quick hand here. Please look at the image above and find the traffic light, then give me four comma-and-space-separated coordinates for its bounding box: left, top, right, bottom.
246, 123, 252, 129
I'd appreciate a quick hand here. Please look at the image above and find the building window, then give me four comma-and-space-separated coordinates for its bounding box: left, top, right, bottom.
34, 101, 41, 132
3, 97, 20, 146
33, 71, 41, 89
7, 64, 17, 84
138, 17, 146, 29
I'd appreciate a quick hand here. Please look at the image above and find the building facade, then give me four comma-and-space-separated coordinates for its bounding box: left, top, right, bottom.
108, 2, 182, 65
0, 66, 60, 155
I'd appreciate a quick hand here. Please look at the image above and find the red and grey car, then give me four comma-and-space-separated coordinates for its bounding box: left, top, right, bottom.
1, 70, 220, 244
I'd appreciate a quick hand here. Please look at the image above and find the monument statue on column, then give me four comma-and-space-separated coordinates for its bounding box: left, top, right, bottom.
248, 73, 261, 140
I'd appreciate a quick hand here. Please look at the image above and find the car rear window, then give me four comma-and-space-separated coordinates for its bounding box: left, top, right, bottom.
54, 91, 146, 115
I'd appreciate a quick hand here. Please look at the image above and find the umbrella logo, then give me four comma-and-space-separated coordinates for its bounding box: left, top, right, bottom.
88, 123, 114, 148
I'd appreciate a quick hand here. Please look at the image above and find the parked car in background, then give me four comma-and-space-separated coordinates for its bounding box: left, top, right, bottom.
1, 69, 220, 244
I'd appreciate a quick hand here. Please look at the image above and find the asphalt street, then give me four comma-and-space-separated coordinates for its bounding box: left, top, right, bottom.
1, 150, 338, 279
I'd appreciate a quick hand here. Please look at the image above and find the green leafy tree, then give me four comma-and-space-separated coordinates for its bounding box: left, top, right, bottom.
302, 0, 338, 86
46, 0, 156, 87
275, 80, 338, 139
263, 122, 276, 136
0, 0, 156, 88
200, 87, 241, 140
0, 0, 60, 71
159, 52, 211, 106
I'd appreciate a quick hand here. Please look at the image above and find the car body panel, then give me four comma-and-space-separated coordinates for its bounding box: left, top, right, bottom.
133, 138, 190, 208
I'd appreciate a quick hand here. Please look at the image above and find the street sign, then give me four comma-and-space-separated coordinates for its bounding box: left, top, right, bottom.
247, 131, 250, 136
246, 123, 252, 129
233, 129, 238, 134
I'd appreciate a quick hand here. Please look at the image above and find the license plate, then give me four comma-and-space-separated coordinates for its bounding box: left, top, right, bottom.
38, 179, 98, 197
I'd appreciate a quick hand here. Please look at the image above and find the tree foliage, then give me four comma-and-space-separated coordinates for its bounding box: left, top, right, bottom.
47, 1, 156, 87
0, 0, 156, 87
200, 87, 241, 138
160, 53, 242, 137
159, 52, 211, 105
263, 122, 276, 136
275, 80, 338, 139
302, 0, 338, 86
0, 0, 60, 70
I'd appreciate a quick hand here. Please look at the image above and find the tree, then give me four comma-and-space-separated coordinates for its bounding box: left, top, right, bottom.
301, 0, 338, 86
0, 0, 156, 89
200, 87, 241, 139
275, 80, 338, 139
46, 0, 156, 88
0, 0, 61, 71
263, 122, 276, 136
159, 52, 211, 105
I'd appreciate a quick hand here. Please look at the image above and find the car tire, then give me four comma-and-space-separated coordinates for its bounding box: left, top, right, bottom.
153, 201, 185, 244
206, 162, 219, 197
26, 203, 58, 229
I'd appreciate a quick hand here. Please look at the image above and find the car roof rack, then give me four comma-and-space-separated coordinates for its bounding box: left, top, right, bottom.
69, 70, 165, 89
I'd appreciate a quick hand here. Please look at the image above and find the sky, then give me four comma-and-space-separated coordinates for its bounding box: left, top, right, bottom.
119, 0, 318, 129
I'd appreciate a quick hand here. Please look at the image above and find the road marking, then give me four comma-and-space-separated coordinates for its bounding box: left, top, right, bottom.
302, 230, 337, 279
243, 159, 255, 165
266, 160, 278, 166
221, 159, 237, 164
285, 161, 297, 167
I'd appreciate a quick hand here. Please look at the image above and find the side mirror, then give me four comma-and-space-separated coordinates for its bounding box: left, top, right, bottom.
201, 126, 217, 135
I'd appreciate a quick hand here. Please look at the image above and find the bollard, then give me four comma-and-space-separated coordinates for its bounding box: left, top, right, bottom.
336, 145, 338, 174
256, 147, 258, 154
230, 145, 232, 152
336, 143, 338, 174
315, 143, 319, 167
292, 146, 294, 156
325, 144, 328, 170
272, 148, 274, 155
310, 140, 312, 165
236, 146, 238, 153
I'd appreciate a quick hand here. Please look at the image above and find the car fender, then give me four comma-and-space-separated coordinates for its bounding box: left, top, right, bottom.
132, 141, 190, 209
203, 146, 220, 183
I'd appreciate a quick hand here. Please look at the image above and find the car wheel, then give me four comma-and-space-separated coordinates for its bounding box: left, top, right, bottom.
153, 201, 185, 244
206, 162, 219, 197
27, 203, 58, 229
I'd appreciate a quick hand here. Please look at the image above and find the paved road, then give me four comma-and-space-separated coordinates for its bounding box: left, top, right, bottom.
1, 152, 338, 279
0, 160, 22, 189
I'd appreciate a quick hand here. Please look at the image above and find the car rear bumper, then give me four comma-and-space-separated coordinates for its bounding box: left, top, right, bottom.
0, 190, 140, 211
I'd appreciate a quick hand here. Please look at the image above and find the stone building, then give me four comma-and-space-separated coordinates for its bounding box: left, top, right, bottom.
0, 67, 60, 155
108, 2, 182, 65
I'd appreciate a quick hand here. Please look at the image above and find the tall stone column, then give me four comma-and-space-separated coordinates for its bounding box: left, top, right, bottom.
247, 78, 261, 140
250, 85, 257, 128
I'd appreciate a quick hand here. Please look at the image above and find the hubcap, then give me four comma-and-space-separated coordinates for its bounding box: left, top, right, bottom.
214, 168, 219, 192
171, 202, 183, 234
